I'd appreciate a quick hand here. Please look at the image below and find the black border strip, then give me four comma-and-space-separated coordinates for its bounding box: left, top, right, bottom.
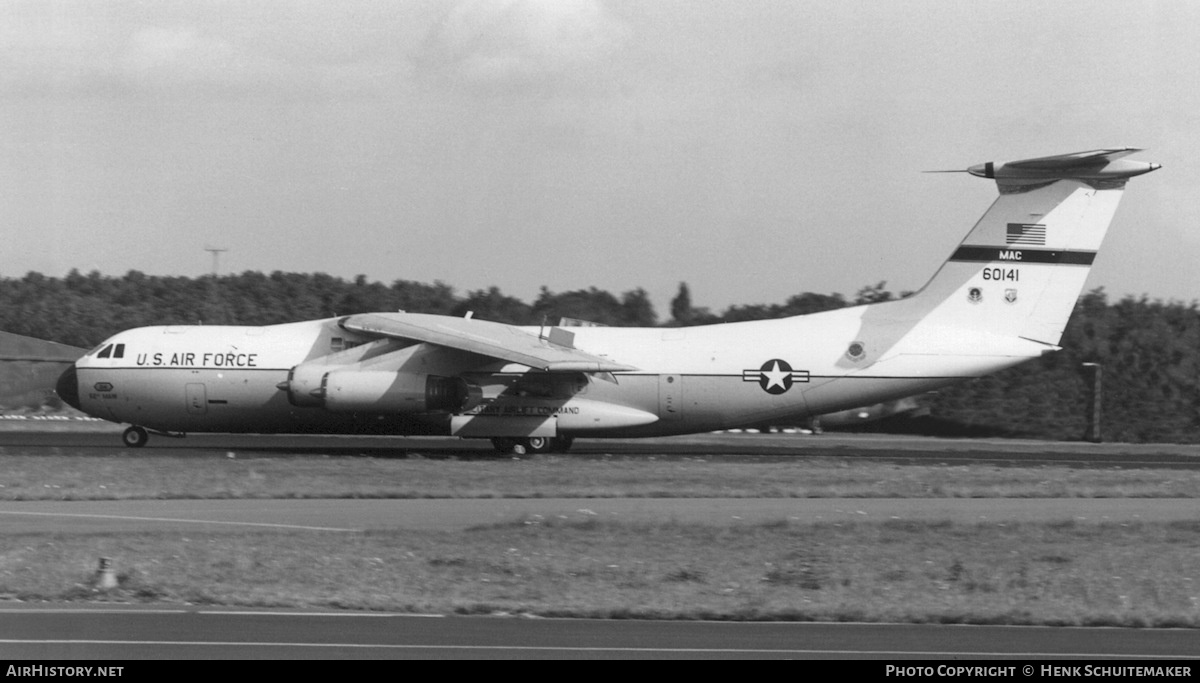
950, 246, 1096, 265
621, 373, 975, 381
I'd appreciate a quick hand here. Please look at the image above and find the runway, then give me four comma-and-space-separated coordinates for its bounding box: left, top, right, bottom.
2, 425, 1198, 468
2, 497, 1199, 534
2, 427, 1198, 660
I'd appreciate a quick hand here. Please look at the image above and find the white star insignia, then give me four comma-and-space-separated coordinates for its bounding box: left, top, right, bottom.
761, 360, 790, 392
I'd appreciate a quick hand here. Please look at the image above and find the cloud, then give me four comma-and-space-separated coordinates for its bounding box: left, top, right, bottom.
118, 24, 383, 99
0, 2, 631, 101
415, 0, 631, 91
0, 5, 117, 95
119, 26, 287, 91
0, 3, 395, 100
0, 15, 285, 97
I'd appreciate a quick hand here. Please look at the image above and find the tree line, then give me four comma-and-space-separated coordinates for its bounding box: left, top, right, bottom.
3, 269, 1197, 443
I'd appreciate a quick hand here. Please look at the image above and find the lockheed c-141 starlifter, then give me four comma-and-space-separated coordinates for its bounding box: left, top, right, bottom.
56, 148, 1160, 454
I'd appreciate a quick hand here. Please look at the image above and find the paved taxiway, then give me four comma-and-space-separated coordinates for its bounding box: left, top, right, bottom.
3, 497, 1200, 534
2, 428, 1198, 659
2, 429, 1197, 533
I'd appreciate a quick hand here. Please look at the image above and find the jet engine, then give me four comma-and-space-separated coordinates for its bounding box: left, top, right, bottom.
316, 371, 482, 414
279, 363, 328, 408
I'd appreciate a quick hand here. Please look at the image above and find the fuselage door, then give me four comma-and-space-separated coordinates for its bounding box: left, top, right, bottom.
186, 383, 207, 415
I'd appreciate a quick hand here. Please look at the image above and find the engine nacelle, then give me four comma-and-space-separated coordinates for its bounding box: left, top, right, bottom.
280, 364, 329, 408
319, 371, 481, 414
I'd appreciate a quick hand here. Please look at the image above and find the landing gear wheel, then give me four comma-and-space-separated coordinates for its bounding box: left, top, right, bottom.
520, 436, 555, 455
122, 426, 149, 448
552, 436, 575, 452
490, 436, 562, 456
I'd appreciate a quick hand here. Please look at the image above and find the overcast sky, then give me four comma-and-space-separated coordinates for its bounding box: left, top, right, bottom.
2, 0, 1196, 315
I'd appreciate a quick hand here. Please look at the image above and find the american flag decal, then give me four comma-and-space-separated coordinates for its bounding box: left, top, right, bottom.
1006, 223, 1046, 246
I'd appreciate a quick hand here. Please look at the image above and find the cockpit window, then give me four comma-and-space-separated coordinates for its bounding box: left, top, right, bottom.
88, 340, 125, 359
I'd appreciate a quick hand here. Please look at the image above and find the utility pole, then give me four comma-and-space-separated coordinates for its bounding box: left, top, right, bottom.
203, 246, 229, 325
204, 246, 228, 276
1081, 362, 1102, 443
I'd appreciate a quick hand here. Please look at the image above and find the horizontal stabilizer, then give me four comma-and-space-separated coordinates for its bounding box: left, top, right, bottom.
1003, 148, 1142, 170
948, 148, 1160, 186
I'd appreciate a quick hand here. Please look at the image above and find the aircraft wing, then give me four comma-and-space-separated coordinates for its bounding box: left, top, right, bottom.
340, 313, 637, 373
0, 330, 86, 410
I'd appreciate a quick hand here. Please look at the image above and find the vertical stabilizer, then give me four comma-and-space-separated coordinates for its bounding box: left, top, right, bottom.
893, 148, 1159, 347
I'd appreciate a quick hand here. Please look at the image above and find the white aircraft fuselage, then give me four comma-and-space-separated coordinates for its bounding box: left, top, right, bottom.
60, 307, 1035, 439
54, 148, 1160, 453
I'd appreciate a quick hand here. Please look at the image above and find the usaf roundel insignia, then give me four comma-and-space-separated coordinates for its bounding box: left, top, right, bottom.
742, 359, 810, 395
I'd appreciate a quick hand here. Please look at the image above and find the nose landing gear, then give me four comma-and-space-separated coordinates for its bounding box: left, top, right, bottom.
122, 426, 149, 448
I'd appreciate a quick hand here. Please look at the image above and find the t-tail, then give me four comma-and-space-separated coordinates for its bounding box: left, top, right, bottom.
873, 148, 1159, 355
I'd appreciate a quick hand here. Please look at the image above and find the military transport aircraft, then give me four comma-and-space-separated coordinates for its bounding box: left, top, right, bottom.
55, 148, 1159, 454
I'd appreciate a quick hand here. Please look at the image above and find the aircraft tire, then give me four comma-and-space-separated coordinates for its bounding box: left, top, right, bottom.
491, 436, 561, 455
552, 436, 575, 452
122, 426, 149, 448
520, 436, 555, 455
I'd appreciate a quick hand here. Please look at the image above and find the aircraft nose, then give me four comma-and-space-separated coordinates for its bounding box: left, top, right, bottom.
55, 364, 81, 410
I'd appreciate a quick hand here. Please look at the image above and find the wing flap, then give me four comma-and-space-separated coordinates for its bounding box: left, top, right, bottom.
341, 313, 636, 373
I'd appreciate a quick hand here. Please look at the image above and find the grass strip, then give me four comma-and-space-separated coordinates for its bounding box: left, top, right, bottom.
3, 518, 1198, 627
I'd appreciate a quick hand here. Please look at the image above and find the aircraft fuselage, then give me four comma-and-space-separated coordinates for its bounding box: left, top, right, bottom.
59, 305, 1035, 440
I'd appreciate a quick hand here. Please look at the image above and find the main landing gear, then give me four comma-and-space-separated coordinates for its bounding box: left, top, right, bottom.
122, 426, 149, 448
490, 436, 575, 455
